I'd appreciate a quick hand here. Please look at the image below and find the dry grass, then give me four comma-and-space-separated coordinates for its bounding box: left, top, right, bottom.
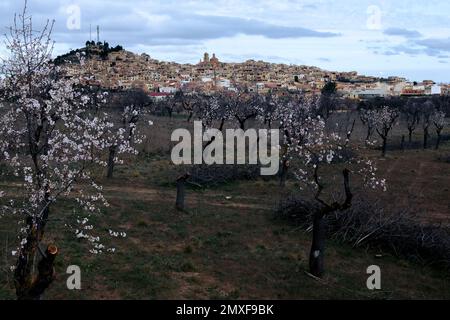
0, 114, 449, 300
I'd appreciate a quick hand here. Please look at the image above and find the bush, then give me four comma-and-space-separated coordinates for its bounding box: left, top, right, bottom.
189, 164, 261, 188
274, 196, 317, 226
437, 154, 450, 164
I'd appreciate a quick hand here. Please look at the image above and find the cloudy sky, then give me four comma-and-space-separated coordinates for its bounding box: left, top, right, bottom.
1, 0, 449, 82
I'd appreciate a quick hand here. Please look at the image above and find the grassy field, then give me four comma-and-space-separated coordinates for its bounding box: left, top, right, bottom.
0, 115, 449, 300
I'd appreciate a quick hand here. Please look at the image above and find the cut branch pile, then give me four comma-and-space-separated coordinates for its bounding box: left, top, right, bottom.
275, 197, 450, 269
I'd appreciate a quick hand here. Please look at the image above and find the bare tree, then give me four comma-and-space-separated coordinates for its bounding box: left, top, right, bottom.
422, 101, 435, 150
403, 101, 421, 144
431, 111, 447, 150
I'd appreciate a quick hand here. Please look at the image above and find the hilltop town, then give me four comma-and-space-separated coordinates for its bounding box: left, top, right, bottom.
60, 42, 450, 100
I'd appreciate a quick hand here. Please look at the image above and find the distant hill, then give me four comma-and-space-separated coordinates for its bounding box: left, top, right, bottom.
54, 41, 124, 65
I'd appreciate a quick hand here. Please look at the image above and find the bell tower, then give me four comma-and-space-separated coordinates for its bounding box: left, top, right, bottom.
203, 52, 210, 63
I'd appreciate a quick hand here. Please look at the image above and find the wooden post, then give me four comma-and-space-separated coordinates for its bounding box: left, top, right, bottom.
176, 174, 190, 211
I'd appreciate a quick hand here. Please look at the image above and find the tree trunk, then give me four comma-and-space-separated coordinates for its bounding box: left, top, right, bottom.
424, 128, 429, 149
218, 118, 226, 132
176, 174, 190, 211
436, 132, 442, 150
401, 135, 405, 151
408, 130, 413, 144
239, 121, 245, 130
14, 216, 58, 300
308, 169, 352, 278
365, 127, 372, 144
25, 245, 58, 300
107, 145, 117, 179
309, 212, 326, 278
382, 137, 387, 157
279, 159, 289, 188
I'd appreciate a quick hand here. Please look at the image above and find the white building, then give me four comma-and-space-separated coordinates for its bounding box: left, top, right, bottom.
160, 86, 178, 94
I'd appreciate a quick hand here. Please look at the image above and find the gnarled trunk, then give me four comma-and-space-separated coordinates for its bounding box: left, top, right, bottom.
423, 127, 429, 149
309, 212, 326, 277
381, 137, 387, 157
308, 169, 353, 278
436, 131, 442, 150
14, 209, 58, 300
279, 159, 289, 188
107, 145, 117, 179
365, 126, 373, 145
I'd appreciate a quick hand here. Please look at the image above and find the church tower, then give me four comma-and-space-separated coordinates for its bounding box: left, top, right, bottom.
203, 52, 210, 63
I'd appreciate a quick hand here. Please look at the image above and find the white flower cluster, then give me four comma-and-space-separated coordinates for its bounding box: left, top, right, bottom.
72, 217, 117, 255
109, 229, 127, 238
371, 106, 399, 138
274, 99, 388, 194
0, 12, 147, 257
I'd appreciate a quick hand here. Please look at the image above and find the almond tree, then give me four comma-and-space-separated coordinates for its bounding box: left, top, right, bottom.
256, 92, 287, 129
179, 91, 201, 122
105, 104, 150, 179
224, 91, 260, 130
359, 108, 377, 145
289, 102, 385, 277
371, 106, 399, 157
431, 111, 447, 150
194, 93, 229, 131
275, 95, 317, 187
0, 2, 129, 299
153, 92, 182, 118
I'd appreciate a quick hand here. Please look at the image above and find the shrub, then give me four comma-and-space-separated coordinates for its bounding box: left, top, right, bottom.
188, 164, 261, 188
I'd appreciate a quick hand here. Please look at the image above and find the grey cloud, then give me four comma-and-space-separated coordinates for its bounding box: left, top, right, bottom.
383, 28, 422, 38
0, 1, 339, 51
380, 51, 398, 56
131, 14, 340, 40
373, 36, 450, 59
415, 38, 450, 53
51, 12, 340, 49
